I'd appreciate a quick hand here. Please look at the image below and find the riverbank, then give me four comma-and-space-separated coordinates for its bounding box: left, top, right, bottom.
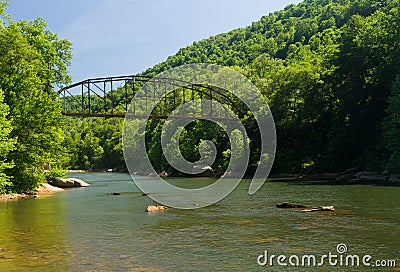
3, 169, 393, 203
66, 169, 125, 173
0, 178, 89, 201
0, 183, 64, 201
67, 168, 400, 184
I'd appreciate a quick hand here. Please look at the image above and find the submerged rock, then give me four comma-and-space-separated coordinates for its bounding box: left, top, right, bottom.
276, 202, 307, 208
158, 171, 169, 177
146, 205, 167, 212
277, 202, 335, 213
301, 206, 335, 213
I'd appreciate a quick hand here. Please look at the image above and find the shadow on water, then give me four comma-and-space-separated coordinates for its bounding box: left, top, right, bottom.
267, 178, 400, 187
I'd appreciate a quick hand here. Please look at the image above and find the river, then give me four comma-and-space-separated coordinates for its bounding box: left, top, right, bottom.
0, 173, 399, 271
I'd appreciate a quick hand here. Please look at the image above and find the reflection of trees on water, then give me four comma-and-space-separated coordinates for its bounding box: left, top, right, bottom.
0, 197, 68, 270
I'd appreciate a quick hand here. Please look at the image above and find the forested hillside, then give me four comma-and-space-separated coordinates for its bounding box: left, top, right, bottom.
63, 0, 400, 175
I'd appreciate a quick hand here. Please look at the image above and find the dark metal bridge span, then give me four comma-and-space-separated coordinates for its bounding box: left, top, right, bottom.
58, 75, 241, 120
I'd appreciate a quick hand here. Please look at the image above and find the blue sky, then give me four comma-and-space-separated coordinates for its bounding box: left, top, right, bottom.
7, 0, 302, 84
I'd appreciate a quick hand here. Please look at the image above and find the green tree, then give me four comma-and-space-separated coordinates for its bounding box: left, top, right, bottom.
327, 8, 400, 171
0, 89, 15, 193
0, 4, 72, 192
17, 18, 72, 88
382, 76, 400, 172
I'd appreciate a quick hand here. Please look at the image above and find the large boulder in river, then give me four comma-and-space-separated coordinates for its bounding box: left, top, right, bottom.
50, 178, 90, 188
35, 183, 64, 193
193, 164, 213, 177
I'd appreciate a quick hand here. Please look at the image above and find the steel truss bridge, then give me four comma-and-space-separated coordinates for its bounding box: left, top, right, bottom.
57, 75, 242, 120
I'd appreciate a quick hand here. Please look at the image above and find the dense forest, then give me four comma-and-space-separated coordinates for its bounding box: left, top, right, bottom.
64, 0, 400, 175
1, 0, 400, 193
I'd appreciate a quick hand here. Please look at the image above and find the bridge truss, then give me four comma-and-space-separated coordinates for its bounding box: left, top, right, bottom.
57, 75, 242, 120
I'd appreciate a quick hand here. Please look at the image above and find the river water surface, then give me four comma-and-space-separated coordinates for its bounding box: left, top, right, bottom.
0, 173, 399, 271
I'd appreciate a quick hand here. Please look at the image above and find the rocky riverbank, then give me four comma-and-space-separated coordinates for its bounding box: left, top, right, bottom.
0, 178, 89, 201
271, 170, 400, 183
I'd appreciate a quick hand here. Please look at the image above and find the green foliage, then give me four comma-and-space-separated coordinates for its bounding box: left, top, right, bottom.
324, 6, 400, 171
0, 3, 72, 193
63, 0, 400, 175
63, 118, 124, 170
382, 76, 400, 172
17, 18, 72, 88
0, 89, 15, 194
146, 120, 229, 176
44, 167, 67, 183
